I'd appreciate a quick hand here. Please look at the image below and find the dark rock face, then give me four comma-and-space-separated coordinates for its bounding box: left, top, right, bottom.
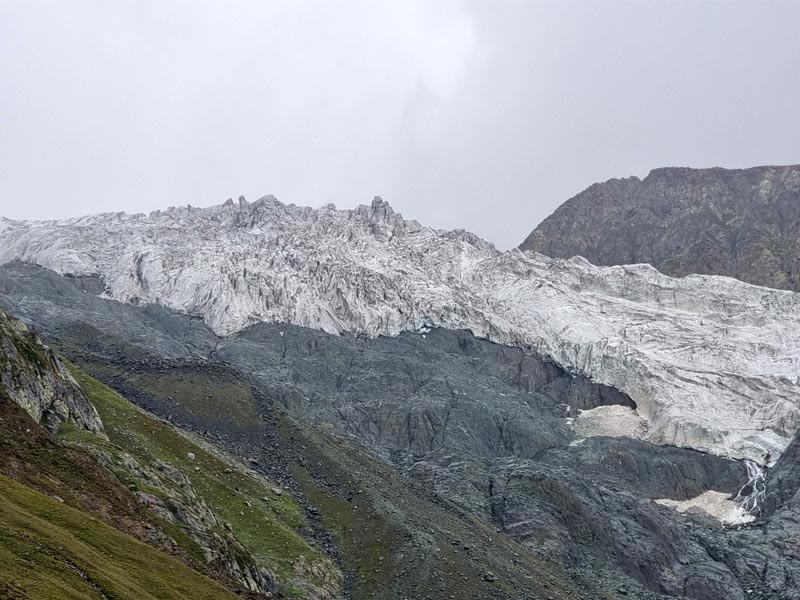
535, 438, 747, 501
3, 261, 800, 600
763, 430, 800, 518
0, 305, 103, 433
487, 460, 746, 600
520, 165, 800, 290
216, 323, 632, 462
0, 261, 218, 360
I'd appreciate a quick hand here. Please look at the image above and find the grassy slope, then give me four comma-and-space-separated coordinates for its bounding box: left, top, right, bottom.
290, 424, 583, 600
0, 391, 210, 568
0, 473, 237, 600
68, 355, 592, 599
62, 364, 333, 595
125, 370, 259, 426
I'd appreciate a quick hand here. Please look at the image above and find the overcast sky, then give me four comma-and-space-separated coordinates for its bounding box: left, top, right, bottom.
1, 1, 799, 248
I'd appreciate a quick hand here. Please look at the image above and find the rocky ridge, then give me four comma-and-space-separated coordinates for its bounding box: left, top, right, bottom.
520, 164, 800, 290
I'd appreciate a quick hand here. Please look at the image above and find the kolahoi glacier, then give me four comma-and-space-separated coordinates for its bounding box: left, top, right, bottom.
2, 195, 799, 466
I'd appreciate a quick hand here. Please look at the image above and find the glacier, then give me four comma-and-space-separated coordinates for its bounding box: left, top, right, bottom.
1, 195, 799, 463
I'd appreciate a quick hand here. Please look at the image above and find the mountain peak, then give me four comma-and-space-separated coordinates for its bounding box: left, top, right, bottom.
522, 164, 800, 291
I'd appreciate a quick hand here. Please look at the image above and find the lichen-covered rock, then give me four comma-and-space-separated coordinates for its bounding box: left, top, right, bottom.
0, 307, 102, 433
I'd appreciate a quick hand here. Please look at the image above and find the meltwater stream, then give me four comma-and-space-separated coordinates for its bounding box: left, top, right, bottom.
734, 460, 766, 516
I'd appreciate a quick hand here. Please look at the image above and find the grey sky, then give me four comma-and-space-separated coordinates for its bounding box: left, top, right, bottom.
1, 1, 799, 248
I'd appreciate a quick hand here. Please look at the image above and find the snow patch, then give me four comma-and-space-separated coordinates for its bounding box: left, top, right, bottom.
570, 405, 648, 440
655, 491, 755, 525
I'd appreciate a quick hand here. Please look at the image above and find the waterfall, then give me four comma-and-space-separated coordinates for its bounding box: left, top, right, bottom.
733, 460, 766, 516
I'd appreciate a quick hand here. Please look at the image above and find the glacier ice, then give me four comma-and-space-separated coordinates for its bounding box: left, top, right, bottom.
1, 196, 799, 463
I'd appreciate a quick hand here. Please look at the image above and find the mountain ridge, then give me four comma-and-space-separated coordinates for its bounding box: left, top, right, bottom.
521, 163, 800, 291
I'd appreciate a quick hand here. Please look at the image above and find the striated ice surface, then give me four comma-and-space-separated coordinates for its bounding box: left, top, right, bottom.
1, 196, 800, 463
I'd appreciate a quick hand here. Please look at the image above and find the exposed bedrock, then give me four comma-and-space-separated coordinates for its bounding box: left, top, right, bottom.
535, 437, 747, 501
520, 165, 800, 292
215, 323, 636, 462
763, 429, 800, 518
487, 460, 747, 600
0, 306, 103, 434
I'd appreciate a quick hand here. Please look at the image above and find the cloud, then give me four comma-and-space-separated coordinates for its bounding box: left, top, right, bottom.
1, 1, 799, 248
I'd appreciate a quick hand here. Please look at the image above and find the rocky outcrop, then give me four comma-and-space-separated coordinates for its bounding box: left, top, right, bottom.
520, 164, 800, 291
0, 306, 103, 433
88, 447, 280, 596
763, 428, 800, 518
487, 459, 748, 600
0, 377, 301, 599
